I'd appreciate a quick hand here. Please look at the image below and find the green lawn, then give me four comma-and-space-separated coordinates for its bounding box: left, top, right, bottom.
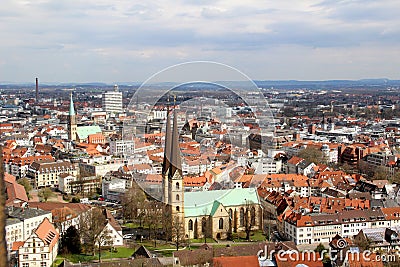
249, 230, 267, 241
51, 258, 64, 267
189, 238, 216, 243
122, 222, 142, 228
62, 231, 265, 263
62, 247, 135, 263
233, 230, 266, 242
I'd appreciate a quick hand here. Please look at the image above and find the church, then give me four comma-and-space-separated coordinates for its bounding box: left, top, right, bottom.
68, 93, 103, 143
162, 107, 263, 240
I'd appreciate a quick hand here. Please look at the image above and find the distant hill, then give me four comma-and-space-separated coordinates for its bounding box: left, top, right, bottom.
1, 79, 400, 90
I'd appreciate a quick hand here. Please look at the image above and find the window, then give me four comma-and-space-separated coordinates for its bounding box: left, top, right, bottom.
176, 182, 180, 190
251, 207, 256, 226
176, 194, 180, 201
176, 206, 180, 212
202, 217, 207, 233
41, 254, 46, 259
22, 264, 29, 267
239, 208, 244, 227
23, 255, 28, 260
188, 220, 193, 231
40, 263, 46, 267
219, 218, 224, 229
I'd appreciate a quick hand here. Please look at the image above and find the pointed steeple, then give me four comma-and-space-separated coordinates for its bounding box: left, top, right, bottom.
69, 92, 76, 116
68, 92, 77, 141
162, 107, 172, 176
170, 108, 182, 176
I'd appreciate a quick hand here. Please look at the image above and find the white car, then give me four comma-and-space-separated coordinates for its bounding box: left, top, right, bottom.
123, 234, 134, 239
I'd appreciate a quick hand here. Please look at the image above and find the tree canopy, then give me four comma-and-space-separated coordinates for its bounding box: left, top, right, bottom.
298, 146, 327, 165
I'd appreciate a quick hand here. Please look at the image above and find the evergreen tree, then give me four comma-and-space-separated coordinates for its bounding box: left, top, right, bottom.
61, 226, 82, 254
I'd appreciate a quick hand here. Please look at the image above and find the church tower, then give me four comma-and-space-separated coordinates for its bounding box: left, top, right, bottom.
162, 103, 185, 236
68, 93, 77, 141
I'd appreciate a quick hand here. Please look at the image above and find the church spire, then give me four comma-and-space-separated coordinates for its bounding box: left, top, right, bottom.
170, 108, 182, 176
68, 92, 77, 141
69, 92, 76, 116
162, 104, 172, 176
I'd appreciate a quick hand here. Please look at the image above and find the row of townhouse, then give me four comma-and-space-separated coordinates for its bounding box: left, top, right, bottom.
182, 158, 212, 176
26, 160, 78, 188
256, 174, 324, 198
27, 203, 123, 246
6, 207, 53, 252
58, 174, 101, 195
5, 206, 60, 267
16, 218, 59, 267
5, 155, 55, 179
283, 207, 400, 245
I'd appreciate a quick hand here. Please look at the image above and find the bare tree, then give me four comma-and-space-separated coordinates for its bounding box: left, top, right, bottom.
0, 147, 8, 267
121, 182, 146, 225
243, 200, 255, 241
17, 177, 32, 199
171, 215, 186, 251
201, 208, 211, 243
38, 187, 54, 202
372, 166, 389, 180
298, 147, 327, 165
144, 201, 163, 247
162, 205, 172, 244
78, 207, 112, 261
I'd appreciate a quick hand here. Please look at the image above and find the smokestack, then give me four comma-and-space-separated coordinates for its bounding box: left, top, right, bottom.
35, 78, 39, 102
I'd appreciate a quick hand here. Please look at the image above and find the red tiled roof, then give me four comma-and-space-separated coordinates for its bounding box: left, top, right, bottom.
28, 202, 91, 214
347, 253, 383, 267
35, 218, 59, 250
276, 252, 323, 267
287, 156, 305, 165
12, 241, 24, 251
213, 255, 259, 267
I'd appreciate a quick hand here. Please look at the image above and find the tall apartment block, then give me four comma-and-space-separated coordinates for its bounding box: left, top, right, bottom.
102, 84, 123, 114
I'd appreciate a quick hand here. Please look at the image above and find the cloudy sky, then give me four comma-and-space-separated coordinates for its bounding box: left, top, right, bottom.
1, 0, 400, 83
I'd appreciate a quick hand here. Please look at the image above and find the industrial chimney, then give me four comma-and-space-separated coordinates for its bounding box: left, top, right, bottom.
35, 77, 39, 102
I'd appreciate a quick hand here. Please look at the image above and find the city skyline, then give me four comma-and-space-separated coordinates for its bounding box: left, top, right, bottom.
1, 0, 400, 83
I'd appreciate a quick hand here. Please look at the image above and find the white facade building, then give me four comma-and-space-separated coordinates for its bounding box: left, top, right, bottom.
254, 158, 283, 174
6, 207, 52, 252
102, 85, 123, 114
58, 174, 77, 194
109, 140, 135, 156
17, 218, 59, 267
102, 178, 126, 200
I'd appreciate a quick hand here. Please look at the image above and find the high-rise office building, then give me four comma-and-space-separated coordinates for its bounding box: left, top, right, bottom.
102, 85, 123, 114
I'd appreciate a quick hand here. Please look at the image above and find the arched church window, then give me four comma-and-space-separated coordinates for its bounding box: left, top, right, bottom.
176, 182, 180, 190
202, 217, 207, 233
188, 219, 193, 231
240, 208, 244, 227
176, 194, 180, 201
219, 218, 224, 229
251, 207, 256, 226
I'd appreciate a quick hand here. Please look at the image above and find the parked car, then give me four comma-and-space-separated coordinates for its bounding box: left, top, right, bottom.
123, 234, 134, 239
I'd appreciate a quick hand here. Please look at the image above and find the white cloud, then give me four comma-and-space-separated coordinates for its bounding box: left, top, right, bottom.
0, 0, 400, 82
